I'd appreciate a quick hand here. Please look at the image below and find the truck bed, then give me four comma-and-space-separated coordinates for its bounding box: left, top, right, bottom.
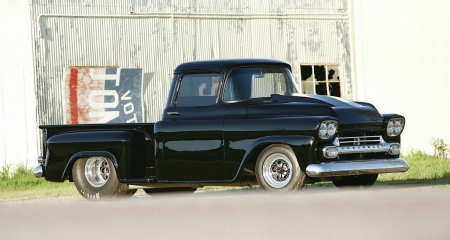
40, 123, 156, 139
39, 123, 157, 183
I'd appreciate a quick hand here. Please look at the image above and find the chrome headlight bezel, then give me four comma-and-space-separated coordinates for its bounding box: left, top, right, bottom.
386, 118, 405, 137
318, 120, 338, 140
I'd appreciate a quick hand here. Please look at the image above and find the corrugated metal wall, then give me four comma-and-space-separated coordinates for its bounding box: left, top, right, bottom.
1, 0, 352, 166
2, 0, 448, 167
31, 0, 351, 126
352, 0, 450, 154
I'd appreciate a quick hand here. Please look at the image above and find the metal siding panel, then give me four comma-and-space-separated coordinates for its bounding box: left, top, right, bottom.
16, 0, 351, 168
32, 2, 350, 124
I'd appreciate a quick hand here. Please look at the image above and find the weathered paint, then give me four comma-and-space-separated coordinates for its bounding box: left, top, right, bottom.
2, 0, 449, 167
1, 0, 352, 166
32, 1, 351, 126
63, 67, 143, 124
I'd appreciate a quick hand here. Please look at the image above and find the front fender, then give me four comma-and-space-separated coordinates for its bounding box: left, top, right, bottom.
229, 135, 315, 182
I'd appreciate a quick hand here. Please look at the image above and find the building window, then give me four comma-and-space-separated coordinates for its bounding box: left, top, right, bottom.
300, 65, 341, 97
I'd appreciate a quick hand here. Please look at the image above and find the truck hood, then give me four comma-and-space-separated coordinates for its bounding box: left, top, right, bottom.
245, 94, 383, 125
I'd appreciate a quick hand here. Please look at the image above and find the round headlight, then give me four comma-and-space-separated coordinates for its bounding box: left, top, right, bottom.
319, 123, 327, 138
319, 120, 338, 139
394, 121, 403, 134
327, 123, 336, 137
387, 121, 394, 135
387, 118, 404, 136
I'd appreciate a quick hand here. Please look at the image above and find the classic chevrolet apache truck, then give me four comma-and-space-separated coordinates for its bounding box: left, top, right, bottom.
34, 59, 409, 199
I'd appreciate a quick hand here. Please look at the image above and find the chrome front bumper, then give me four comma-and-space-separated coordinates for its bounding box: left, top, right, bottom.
33, 165, 44, 178
305, 158, 409, 177
33, 156, 45, 178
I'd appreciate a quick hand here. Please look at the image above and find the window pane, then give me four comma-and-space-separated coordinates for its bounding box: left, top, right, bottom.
315, 83, 327, 95
329, 82, 341, 97
301, 65, 314, 94
176, 73, 220, 107
224, 67, 296, 101
314, 66, 326, 81
328, 66, 341, 97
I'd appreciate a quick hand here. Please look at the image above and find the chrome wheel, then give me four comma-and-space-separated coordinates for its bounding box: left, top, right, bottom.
262, 153, 293, 188
84, 156, 110, 187
73, 156, 135, 200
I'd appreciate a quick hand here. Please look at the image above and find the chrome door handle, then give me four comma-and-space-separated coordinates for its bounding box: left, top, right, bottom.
167, 112, 181, 116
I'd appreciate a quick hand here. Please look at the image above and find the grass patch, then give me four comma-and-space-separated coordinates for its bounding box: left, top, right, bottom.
1, 151, 449, 200
377, 151, 450, 185
0, 165, 78, 200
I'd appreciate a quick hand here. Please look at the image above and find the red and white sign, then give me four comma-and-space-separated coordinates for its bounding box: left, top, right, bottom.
64, 67, 143, 124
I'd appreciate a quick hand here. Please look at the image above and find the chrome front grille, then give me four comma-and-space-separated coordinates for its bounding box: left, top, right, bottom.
326, 135, 400, 155
335, 135, 381, 146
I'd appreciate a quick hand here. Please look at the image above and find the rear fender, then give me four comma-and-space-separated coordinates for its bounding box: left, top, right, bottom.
64, 151, 118, 182
44, 130, 146, 182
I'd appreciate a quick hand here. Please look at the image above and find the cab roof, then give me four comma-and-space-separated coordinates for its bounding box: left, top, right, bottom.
174, 58, 291, 73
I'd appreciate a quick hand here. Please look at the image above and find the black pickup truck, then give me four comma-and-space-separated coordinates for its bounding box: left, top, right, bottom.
34, 59, 409, 199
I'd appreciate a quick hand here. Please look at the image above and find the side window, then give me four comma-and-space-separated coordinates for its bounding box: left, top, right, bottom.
175, 73, 220, 107
224, 67, 296, 101
300, 65, 341, 97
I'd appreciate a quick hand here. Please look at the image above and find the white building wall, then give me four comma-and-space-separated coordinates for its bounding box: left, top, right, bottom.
1, 0, 352, 167
0, 0, 37, 168
31, 0, 350, 127
2, 0, 446, 167
352, 0, 450, 154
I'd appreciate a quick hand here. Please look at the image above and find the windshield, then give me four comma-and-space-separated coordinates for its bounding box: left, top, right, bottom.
223, 67, 298, 101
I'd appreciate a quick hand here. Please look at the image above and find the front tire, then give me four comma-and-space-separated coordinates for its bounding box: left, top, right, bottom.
72, 156, 136, 200
332, 174, 378, 189
255, 144, 306, 192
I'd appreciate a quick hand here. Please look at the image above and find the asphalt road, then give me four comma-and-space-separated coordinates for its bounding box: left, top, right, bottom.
1, 186, 449, 240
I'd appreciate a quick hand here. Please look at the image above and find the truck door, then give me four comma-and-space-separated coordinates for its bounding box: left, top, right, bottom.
159, 72, 226, 182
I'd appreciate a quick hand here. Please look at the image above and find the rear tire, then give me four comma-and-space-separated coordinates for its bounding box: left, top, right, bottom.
255, 144, 306, 192
332, 174, 378, 189
72, 156, 135, 200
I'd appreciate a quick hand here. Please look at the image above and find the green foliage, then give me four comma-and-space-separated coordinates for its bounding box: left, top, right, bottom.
404, 149, 428, 158
0, 164, 11, 180
0, 165, 41, 190
431, 138, 449, 159
378, 151, 450, 185
0, 165, 77, 199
